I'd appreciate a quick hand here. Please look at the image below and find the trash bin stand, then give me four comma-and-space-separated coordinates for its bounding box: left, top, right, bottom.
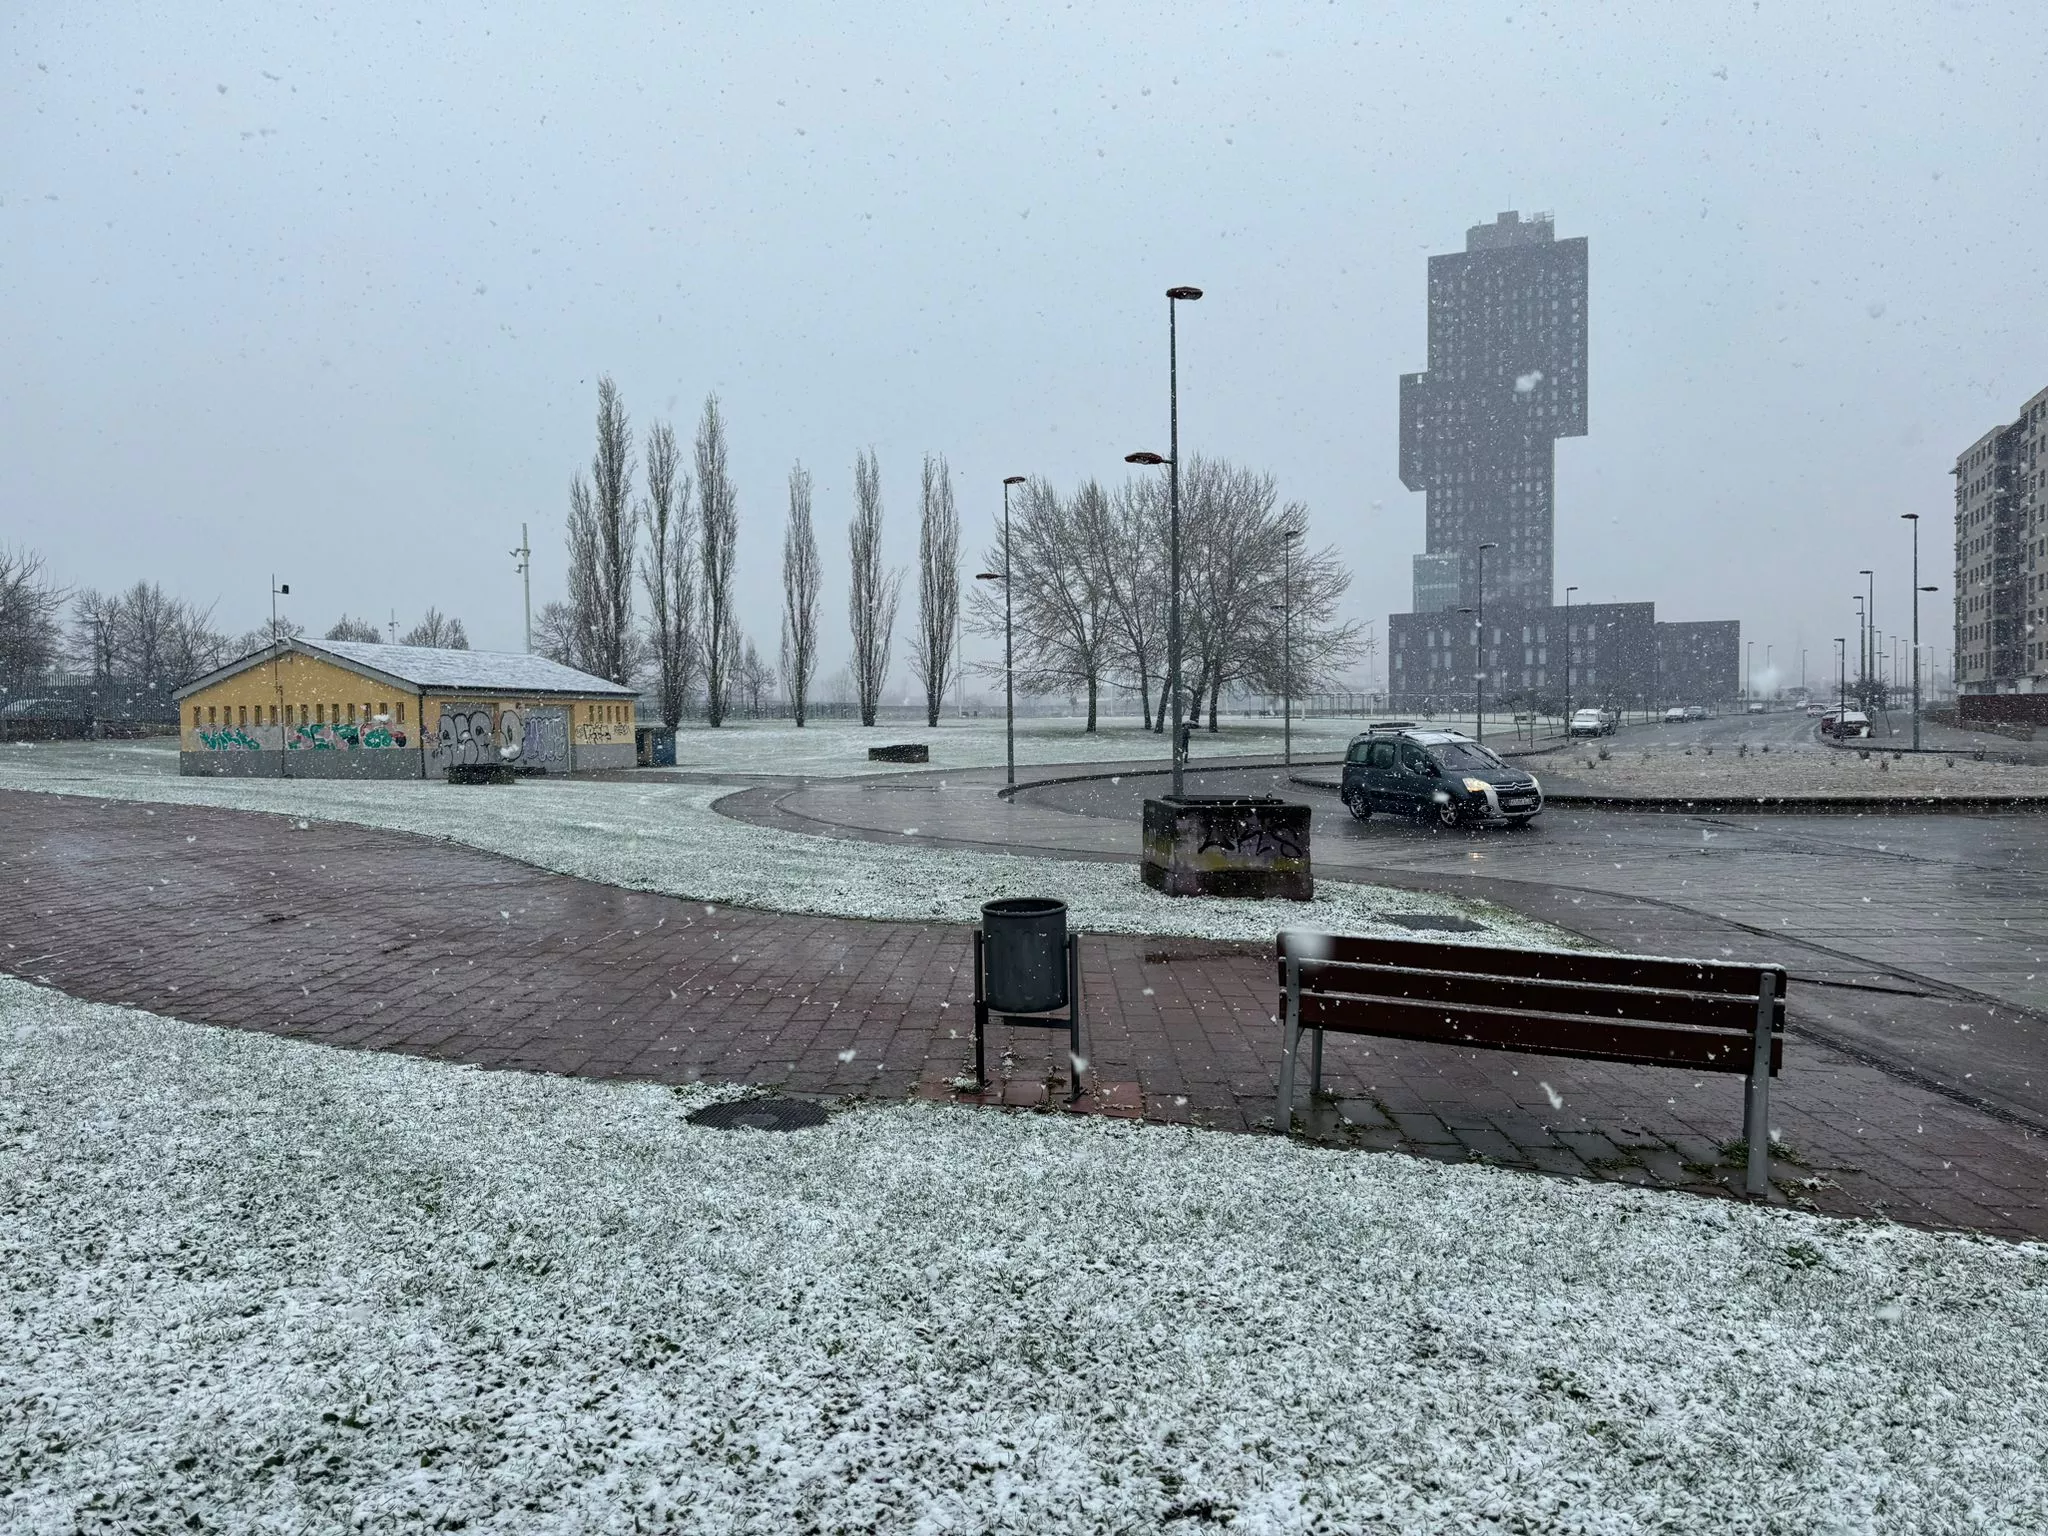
973, 928, 1084, 1103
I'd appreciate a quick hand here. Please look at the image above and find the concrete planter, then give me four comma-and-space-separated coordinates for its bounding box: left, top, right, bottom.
869, 743, 929, 763
1141, 795, 1313, 900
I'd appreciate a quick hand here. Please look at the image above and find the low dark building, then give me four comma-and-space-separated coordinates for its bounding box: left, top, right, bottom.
1657, 620, 1740, 709
1388, 601, 1660, 714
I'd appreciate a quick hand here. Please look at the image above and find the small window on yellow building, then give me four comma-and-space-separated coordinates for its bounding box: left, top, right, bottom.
192, 706, 202, 727
396, 701, 406, 723
207, 705, 217, 725
316, 703, 325, 724
238, 705, 248, 727
348, 702, 358, 721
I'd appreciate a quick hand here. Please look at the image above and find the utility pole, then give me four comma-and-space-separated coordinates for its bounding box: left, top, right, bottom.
271, 576, 290, 778
511, 522, 533, 653
1562, 585, 1576, 734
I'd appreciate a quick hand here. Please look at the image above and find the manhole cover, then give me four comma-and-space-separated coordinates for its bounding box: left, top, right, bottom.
687, 1097, 830, 1133
1384, 914, 1487, 933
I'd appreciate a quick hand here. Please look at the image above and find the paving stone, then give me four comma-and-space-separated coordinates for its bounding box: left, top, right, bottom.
4, 788, 2046, 1241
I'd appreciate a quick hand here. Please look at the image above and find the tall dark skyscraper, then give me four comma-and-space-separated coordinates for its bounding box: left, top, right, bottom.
1398, 211, 1587, 611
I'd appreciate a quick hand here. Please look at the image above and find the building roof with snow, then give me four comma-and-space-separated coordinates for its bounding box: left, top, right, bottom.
175, 639, 637, 700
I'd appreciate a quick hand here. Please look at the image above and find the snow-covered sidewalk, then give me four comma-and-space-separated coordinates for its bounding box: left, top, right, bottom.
4, 976, 2043, 1533
0, 741, 1566, 947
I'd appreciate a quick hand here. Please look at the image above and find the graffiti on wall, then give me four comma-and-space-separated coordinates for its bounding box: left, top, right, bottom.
288, 719, 407, 751
197, 726, 263, 751
427, 704, 569, 772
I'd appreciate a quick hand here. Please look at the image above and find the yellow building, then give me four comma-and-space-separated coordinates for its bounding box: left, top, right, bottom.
174, 639, 638, 778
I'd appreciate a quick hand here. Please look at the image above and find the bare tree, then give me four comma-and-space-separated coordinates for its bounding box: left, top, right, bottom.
966, 479, 1112, 729
325, 614, 382, 642
779, 461, 821, 726
735, 636, 777, 716
566, 376, 637, 684
0, 547, 65, 694
696, 395, 739, 726
533, 600, 579, 666
909, 454, 961, 728
68, 588, 120, 686
640, 419, 698, 729
1091, 477, 1169, 728
401, 609, 469, 649
233, 612, 306, 657
847, 448, 900, 727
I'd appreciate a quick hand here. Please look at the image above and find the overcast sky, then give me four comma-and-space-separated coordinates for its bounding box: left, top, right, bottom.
6, 1, 2042, 696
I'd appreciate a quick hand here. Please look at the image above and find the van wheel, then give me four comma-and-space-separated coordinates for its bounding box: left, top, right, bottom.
1343, 787, 1370, 822
1434, 800, 1462, 829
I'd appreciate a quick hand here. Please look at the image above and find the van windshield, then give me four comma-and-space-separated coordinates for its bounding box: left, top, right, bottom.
1430, 742, 1507, 772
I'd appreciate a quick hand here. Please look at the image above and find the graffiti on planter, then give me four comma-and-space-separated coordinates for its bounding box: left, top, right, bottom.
1197, 821, 1305, 862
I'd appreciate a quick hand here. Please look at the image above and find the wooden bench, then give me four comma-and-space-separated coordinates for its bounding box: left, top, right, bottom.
1277, 932, 1787, 1196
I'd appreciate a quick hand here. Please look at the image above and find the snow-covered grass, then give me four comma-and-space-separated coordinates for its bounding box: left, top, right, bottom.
4, 976, 2044, 1534
0, 741, 1569, 947
1557, 739, 2048, 796
653, 713, 1449, 778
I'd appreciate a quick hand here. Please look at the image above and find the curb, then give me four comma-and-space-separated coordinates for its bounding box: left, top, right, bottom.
1285, 775, 2048, 815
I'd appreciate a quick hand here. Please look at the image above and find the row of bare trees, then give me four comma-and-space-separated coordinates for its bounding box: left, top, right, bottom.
966, 457, 1358, 732
552, 376, 964, 730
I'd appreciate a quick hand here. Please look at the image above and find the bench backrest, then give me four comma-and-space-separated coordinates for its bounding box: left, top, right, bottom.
1276, 931, 1785, 1076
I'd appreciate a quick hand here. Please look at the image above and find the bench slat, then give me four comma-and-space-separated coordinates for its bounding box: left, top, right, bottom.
1278, 931, 1785, 997
1284, 958, 1785, 1033
1296, 990, 1782, 1075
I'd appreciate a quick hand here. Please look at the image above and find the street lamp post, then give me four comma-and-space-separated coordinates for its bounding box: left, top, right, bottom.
1861, 568, 1876, 701
1835, 637, 1847, 720
1123, 286, 1204, 799
1746, 639, 1753, 705
1903, 514, 1928, 750
1562, 585, 1577, 734
1472, 542, 1496, 741
974, 475, 1029, 789
1280, 526, 1301, 766
1852, 595, 1865, 705
1765, 644, 1773, 702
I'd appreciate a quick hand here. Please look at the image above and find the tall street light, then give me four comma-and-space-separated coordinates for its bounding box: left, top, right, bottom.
1903, 513, 1932, 750
1835, 637, 1847, 720
975, 475, 1029, 788
1746, 640, 1754, 704
1280, 526, 1302, 766
1126, 283, 1203, 799
1562, 585, 1577, 734
1471, 541, 1497, 742
1852, 594, 1865, 703
1857, 568, 1875, 695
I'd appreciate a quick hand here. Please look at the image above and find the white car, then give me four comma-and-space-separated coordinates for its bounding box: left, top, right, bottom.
1567, 708, 1609, 738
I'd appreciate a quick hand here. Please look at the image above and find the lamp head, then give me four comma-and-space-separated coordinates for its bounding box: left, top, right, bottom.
1166, 286, 1203, 301
1003, 475, 1026, 486
1124, 451, 1169, 466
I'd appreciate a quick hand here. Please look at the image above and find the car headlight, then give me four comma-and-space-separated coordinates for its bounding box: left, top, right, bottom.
1462, 777, 1491, 794
1527, 776, 1541, 793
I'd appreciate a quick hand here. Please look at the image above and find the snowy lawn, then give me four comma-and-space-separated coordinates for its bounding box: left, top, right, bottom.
0, 741, 1567, 946
1551, 740, 2048, 796
4, 977, 2044, 1534
651, 713, 1476, 779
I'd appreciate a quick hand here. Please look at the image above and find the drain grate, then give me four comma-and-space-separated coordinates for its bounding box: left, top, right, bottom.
687, 1097, 830, 1133
1383, 914, 1487, 934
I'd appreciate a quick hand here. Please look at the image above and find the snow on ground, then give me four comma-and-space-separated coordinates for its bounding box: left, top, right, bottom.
650, 713, 1433, 779
1553, 739, 2048, 796
4, 977, 2043, 1534
0, 741, 1566, 946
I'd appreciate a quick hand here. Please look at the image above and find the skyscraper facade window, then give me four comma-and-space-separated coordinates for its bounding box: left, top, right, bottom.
1399, 211, 1588, 611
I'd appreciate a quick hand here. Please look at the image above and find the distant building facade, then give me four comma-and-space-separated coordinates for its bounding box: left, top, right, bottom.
1954, 384, 2047, 693
1656, 620, 1741, 708
1399, 211, 1588, 611
1388, 210, 1741, 715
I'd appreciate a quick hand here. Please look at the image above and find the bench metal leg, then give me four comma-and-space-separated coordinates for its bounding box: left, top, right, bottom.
1311, 1026, 1324, 1099
1743, 974, 1777, 1198
1277, 953, 1301, 1134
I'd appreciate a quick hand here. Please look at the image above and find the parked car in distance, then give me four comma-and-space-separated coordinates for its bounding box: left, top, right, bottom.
1684, 705, 1708, 721
1569, 708, 1617, 737
1747, 701, 1767, 714
1820, 710, 1871, 739
1663, 706, 1687, 723
1805, 702, 1825, 717
1341, 727, 1543, 828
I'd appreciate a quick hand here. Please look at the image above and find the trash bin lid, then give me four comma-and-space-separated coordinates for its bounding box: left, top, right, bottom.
982, 897, 1067, 921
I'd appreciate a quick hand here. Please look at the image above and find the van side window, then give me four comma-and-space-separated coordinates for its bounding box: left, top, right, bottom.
1398, 744, 1430, 775
1346, 741, 1370, 763
1369, 741, 1397, 770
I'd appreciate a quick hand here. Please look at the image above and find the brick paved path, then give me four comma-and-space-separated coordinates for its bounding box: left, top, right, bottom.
4, 789, 2044, 1240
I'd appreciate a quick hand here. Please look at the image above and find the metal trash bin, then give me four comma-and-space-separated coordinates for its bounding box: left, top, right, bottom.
980, 897, 1068, 1013
973, 898, 1083, 1100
